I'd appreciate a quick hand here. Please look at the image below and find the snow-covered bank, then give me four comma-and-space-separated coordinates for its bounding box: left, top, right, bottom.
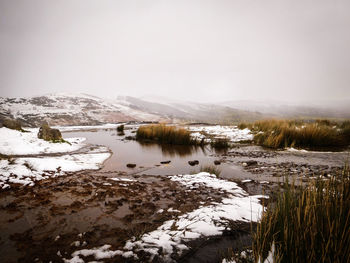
123, 194, 263, 262
188, 125, 253, 142
170, 172, 245, 195
0, 148, 110, 189
0, 127, 111, 189
0, 127, 85, 155
63, 173, 265, 263
122, 173, 264, 261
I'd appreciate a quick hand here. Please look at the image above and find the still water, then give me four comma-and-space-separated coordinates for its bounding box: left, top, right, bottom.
64, 128, 250, 179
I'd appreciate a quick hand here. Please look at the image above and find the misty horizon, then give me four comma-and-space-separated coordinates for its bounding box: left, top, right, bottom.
1, 0, 350, 104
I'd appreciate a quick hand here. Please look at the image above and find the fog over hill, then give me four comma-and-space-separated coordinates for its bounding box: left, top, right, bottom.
220, 99, 350, 119
1, 93, 349, 127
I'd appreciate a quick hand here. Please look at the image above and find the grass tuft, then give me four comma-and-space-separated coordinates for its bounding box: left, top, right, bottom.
253, 165, 350, 263
210, 138, 230, 149
51, 138, 71, 145
136, 124, 196, 145
239, 119, 350, 149
200, 165, 221, 176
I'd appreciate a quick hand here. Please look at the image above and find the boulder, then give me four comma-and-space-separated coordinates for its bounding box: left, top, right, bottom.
38, 123, 62, 141
214, 160, 221, 165
188, 160, 199, 166
246, 160, 258, 166
117, 125, 124, 132
2, 118, 22, 131
126, 163, 136, 168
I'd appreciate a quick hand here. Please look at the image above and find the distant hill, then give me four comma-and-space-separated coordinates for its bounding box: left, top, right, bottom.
1, 93, 348, 127
121, 96, 266, 124
0, 93, 164, 127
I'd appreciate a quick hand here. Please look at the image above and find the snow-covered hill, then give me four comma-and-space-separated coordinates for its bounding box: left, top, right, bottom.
0, 93, 267, 127
0, 93, 164, 127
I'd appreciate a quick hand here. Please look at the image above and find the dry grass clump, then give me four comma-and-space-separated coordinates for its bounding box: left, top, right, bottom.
136, 124, 195, 145
253, 165, 350, 263
339, 121, 350, 144
241, 119, 349, 149
237, 122, 249, 130
210, 137, 230, 149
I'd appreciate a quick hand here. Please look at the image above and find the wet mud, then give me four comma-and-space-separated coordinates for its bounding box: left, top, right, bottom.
1, 128, 348, 262
0, 172, 230, 263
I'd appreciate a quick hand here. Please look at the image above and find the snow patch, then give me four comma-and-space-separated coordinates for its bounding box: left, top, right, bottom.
63, 244, 137, 263
188, 125, 253, 142
110, 177, 136, 182
0, 127, 85, 155
170, 172, 245, 195
287, 147, 308, 153
120, 173, 265, 262
0, 151, 110, 189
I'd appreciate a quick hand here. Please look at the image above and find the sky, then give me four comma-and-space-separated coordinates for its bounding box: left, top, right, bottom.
0, 0, 350, 103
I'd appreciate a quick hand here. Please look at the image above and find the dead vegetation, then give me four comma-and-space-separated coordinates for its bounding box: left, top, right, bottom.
239, 119, 350, 149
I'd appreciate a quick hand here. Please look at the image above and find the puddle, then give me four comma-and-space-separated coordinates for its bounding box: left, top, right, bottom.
64, 129, 237, 177
180, 233, 252, 263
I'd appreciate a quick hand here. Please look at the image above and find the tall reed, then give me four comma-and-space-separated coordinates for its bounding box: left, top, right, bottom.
243, 119, 348, 149
253, 165, 350, 263
136, 124, 195, 145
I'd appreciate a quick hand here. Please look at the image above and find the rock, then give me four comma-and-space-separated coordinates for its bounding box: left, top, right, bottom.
188, 160, 199, 166
37, 123, 62, 141
126, 163, 136, 168
160, 161, 171, 164
2, 118, 22, 131
214, 160, 221, 165
246, 160, 257, 166
116, 124, 124, 132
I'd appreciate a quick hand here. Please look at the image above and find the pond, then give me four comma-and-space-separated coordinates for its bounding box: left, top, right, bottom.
63, 127, 252, 180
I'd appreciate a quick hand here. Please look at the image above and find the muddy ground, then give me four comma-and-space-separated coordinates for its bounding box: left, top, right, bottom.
1, 136, 348, 263
1, 169, 260, 263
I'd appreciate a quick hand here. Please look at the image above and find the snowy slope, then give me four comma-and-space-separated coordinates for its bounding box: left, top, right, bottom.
0, 93, 164, 127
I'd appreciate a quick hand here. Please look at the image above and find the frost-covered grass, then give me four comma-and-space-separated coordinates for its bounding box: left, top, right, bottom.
253, 165, 350, 263
136, 124, 196, 145
0, 127, 85, 155
240, 119, 350, 150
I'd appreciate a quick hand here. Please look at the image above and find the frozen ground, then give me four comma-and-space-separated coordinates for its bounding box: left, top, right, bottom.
63, 173, 265, 263
0, 127, 110, 189
0, 127, 85, 155
188, 125, 253, 142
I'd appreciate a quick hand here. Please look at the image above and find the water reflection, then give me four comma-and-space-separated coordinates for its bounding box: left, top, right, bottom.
138, 141, 208, 157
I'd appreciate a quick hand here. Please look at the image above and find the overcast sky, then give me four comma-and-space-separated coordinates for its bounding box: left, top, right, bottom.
1, 0, 349, 103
